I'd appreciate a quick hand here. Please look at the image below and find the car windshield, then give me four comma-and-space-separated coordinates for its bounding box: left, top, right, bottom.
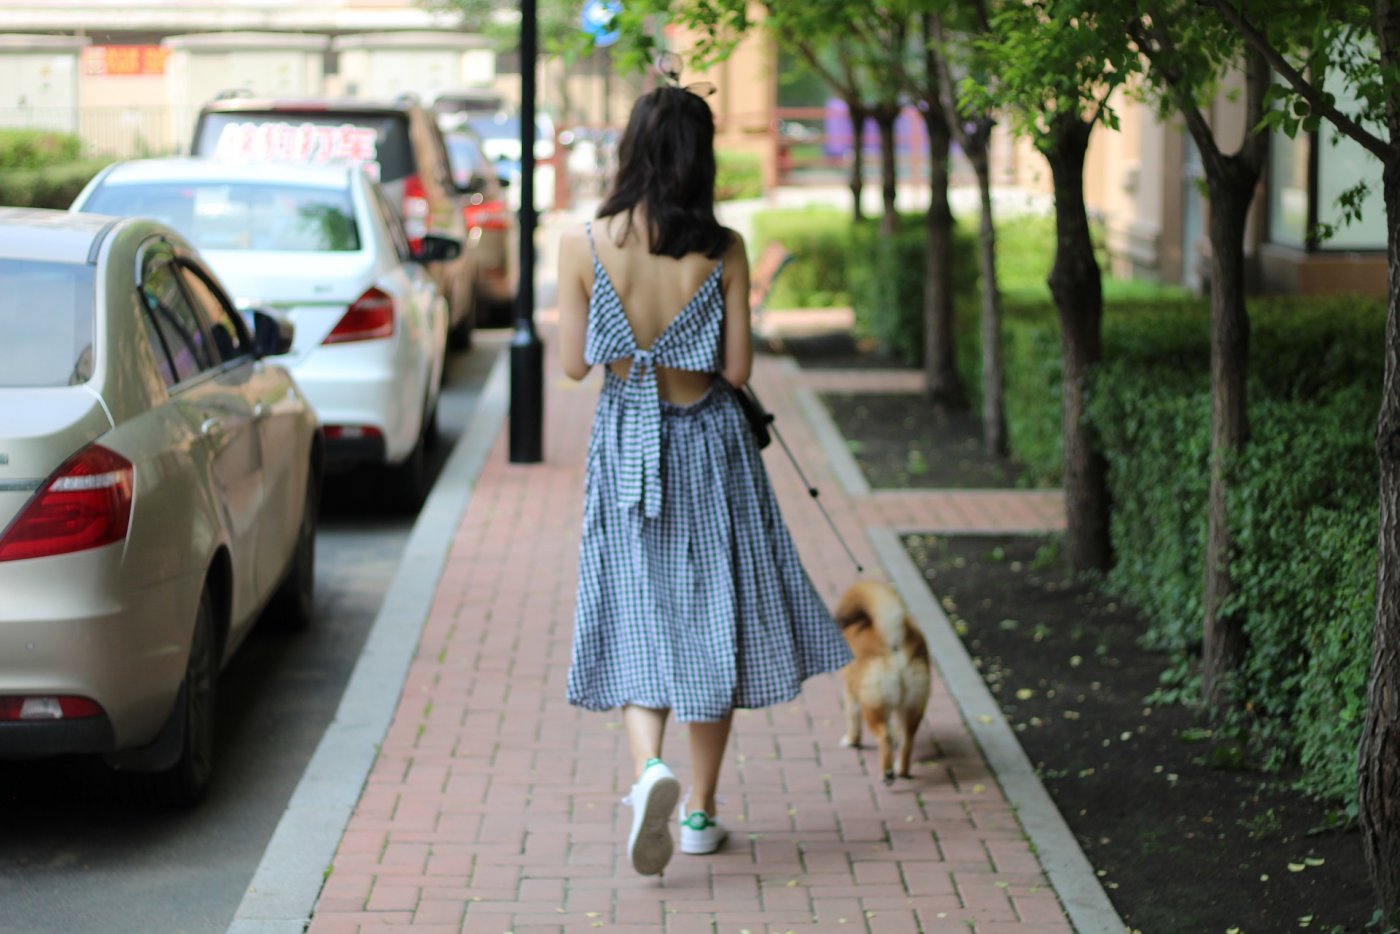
82, 182, 361, 253
193, 111, 414, 183
0, 259, 95, 388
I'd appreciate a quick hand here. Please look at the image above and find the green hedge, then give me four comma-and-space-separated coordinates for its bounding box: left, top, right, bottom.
0, 158, 112, 209
750, 206, 851, 308
847, 214, 978, 366
1077, 296, 1384, 809
715, 150, 763, 203
0, 129, 82, 170
748, 207, 977, 363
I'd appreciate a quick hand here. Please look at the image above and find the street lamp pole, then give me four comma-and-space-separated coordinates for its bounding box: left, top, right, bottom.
509, 0, 544, 463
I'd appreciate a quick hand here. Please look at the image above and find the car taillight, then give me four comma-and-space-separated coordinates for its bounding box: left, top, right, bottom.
464, 198, 510, 232
402, 173, 430, 252
0, 696, 104, 721
323, 287, 395, 344
321, 425, 383, 441
0, 444, 134, 563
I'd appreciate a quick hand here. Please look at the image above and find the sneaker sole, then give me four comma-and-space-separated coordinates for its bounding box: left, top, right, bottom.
629, 775, 680, 875
680, 828, 728, 855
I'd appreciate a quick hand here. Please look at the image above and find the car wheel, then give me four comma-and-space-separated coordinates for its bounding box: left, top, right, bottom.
388, 425, 428, 513
448, 313, 474, 351
423, 396, 440, 450
143, 588, 218, 807
482, 295, 515, 328
269, 467, 318, 630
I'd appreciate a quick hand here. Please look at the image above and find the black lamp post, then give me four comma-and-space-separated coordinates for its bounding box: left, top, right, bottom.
509, 0, 544, 463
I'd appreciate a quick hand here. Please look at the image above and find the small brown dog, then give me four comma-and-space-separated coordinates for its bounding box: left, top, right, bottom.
836, 581, 932, 784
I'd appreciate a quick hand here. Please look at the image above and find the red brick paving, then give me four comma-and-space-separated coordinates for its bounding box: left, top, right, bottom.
308, 335, 1070, 933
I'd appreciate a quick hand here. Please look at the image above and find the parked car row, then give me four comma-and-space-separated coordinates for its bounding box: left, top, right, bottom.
0, 208, 319, 805
0, 90, 516, 805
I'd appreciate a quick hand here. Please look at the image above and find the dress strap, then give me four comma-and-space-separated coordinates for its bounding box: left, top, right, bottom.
584, 220, 599, 262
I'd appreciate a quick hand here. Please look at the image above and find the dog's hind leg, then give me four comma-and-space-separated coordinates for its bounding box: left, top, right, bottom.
862, 704, 895, 785
840, 684, 863, 748
896, 706, 922, 779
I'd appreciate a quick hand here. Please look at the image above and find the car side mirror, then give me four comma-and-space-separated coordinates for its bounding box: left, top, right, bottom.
249, 307, 295, 357
412, 233, 462, 265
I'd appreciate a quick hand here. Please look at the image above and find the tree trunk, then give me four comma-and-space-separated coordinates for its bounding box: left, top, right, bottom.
874, 105, 899, 236
1198, 165, 1254, 708
970, 133, 1007, 456
1043, 115, 1110, 573
921, 105, 963, 409
1359, 151, 1400, 925
845, 97, 867, 224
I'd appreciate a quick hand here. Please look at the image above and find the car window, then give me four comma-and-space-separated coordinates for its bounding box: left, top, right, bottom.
0, 259, 95, 388
139, 250, 213, 384
179, 263, 252, 364
370, 183, 413, 262
194, 111, 415, 183
82, 181, 361, 253
426, 121, 456, 191
444, 133, 491, 189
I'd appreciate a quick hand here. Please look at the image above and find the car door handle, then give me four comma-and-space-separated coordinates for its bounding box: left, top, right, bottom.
200, 417, 223, 437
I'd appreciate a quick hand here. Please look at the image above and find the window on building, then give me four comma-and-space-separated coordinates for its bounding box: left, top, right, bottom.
1268, 54, 1385, 252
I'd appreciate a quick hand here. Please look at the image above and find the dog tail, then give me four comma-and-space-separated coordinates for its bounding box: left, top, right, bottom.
836, 581, 907, 650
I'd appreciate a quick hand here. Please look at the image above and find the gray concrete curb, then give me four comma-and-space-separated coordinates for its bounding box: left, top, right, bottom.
228, 350, 511, 934
868, 528, 1126, 934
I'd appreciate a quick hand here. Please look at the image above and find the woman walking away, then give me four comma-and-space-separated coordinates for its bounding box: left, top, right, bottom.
556, 68, 853, 878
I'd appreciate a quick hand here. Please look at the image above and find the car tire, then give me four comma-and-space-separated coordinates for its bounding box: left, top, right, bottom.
388, 424, 428, 513
481, 296, 515, 328
448, 279, 476, 351
141, 588, 218, 808
269, 467, 318, 631
422, 396, 440, 450
448, 313, 473, 351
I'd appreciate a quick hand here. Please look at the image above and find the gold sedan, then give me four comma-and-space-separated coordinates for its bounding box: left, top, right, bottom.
0, 208, 321, 806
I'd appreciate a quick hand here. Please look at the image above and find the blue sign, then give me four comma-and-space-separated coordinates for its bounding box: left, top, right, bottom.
580, 0, 622, 47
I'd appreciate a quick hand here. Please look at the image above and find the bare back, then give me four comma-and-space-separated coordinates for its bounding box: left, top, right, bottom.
592, 214, 725, 403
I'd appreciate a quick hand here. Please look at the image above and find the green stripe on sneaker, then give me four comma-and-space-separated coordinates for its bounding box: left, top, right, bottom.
681, 811, 715, 830
644, 757, 664, 769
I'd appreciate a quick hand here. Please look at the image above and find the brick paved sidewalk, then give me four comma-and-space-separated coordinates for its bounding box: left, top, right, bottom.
307, 335, 1071, 934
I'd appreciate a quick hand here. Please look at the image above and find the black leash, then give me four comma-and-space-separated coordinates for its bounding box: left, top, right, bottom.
733, 384, 865, 575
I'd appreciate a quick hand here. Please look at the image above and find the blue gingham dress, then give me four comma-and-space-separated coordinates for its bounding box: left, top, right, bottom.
568, 223, 852, 722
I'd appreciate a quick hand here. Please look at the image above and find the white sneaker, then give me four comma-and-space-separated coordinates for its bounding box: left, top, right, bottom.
626, 759, 680, 875
679, 810, 728, 855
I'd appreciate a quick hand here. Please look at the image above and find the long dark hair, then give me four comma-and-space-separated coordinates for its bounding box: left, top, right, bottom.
596, 85, 731, 260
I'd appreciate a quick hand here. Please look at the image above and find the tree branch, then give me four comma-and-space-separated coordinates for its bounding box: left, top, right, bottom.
930, 13, 972, 151
1132, 10, 1225, 173
1204, 0, 1388, 159
793, 40, 850, 96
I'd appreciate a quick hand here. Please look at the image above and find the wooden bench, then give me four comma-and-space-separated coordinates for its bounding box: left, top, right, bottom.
748, 240, 793, 340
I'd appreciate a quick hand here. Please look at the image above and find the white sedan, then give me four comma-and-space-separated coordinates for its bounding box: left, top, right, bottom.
72, 159, 456, 509
0, 208, 319, 805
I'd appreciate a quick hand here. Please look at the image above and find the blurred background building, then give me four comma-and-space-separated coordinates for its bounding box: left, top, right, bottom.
0, 0, 1383, 297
